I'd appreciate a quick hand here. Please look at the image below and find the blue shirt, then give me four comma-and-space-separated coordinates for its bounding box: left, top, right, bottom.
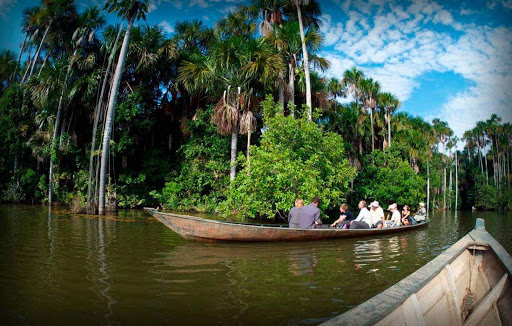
299, 203, 321, 229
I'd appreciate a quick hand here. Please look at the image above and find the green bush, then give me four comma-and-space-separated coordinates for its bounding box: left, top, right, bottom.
474, 181, 499, 210
152, 107, 231, 211
221, 96, 356, 219
354, 147, 426, 206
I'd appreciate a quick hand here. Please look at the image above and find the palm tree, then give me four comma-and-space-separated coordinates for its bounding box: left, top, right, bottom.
25, 0, 77, 82
98, 0, 148, 215
179, 34, 283, 181
0, 51, 17, 93
266, 21, 324, 113
85, 24, 121, 213
327, 77, 343, 112
360, 78, 380, 152
378, 92, 400, 149
290, 0, 321, 120
432, 118, 453, 209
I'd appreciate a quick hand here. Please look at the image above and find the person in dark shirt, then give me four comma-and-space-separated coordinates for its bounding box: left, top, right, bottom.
331, 203, 354, 228
299, 197, 322, 229
288, 198, 304, 228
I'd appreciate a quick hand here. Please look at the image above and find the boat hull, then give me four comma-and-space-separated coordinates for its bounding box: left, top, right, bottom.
323, 218, 512, 326
144, 208, 429, 242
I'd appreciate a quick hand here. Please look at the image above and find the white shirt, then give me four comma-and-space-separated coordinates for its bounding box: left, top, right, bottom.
391, 210, 401, 226
355, 207, 372, 226
370, 207, 384, 225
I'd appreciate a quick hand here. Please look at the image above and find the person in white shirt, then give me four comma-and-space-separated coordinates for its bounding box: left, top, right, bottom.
349, 200, 373, 229
369, 201, 385, 228
386, 203, 401, 227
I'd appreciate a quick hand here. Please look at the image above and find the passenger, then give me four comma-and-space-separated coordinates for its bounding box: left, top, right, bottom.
299, 197, 322, 229
288, 198, 304, 228
401, 205, 415, 225
414, 202, 427, 222
386, 203, 401, 227
349, 200, 373, 229
369, 201, 385, 229
331, 203, 355, 229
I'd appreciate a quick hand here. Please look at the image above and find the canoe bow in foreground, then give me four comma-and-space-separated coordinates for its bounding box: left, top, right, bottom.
323, 218, 512, 326
144, 208, 429, 242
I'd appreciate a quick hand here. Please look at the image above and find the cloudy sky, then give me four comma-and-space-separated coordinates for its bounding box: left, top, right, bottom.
1, 0, 511, 138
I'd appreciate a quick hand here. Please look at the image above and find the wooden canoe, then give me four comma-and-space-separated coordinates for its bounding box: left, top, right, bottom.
143, 208, 429, 242
323, 218, 512, 326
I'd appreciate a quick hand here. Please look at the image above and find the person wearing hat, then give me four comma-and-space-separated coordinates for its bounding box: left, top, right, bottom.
369, 201, 385, 228
386, 203, 401, 227
413, 202, 427, 222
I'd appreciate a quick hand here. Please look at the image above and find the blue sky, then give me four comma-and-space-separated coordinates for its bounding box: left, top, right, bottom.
1, 0, 511, 139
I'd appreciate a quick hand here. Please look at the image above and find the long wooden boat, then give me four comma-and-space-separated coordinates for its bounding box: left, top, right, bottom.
143, 208, 429, 242
323, 218, 512, 326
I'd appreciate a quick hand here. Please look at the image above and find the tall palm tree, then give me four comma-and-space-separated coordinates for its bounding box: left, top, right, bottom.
289, 0, 321, 120
98, 0, 148, 215
360, 78, 380, 152
327, 77, 343, 112
378, 92, 400, 149
179, 35, 283, 181
432, 118, 453, 209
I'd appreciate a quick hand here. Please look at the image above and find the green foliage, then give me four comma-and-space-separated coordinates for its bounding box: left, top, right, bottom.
221, 99, 356, 219
152, 107, 231, 211
1, 169, 42, 203
354, 146, 426, 206
474, 180, 499, 210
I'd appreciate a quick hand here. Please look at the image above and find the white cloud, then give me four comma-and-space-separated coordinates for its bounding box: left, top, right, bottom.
321, 0, 512, 137
159, 20, 175, 34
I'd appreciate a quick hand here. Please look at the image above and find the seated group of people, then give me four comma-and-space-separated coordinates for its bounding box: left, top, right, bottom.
288, 198, 427, 230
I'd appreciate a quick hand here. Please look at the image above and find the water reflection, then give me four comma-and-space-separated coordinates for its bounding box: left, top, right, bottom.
0, 205, 511, 325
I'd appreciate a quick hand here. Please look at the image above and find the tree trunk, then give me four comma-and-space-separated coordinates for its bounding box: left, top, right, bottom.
246, 126, 251, 174
485, 153, 489, 184
87, 22, 123, 213
288, 61, 295, 116
455, 150, 458, 210
37, 51, 50, 77
427, 159, 430, 213
433, 188, 436, 211
296, 4, 312, 119
48, 61, 73, 206
21, 50, 33, 84
28, 21, 52, 81
98, 17, 134, 215
388, 109, 392, 148
443, 166, 446, 210
369, 102, 374, 152
477, 143, 484, 176
230, 128, 238, 181
449, 159, 453, 209
12, 33, 28, 83
13, 153, 18, 174
278, 84, 284, 111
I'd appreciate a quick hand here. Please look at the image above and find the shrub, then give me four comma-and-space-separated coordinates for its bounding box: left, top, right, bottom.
354, 147, 426, 207
221, 97, 356, 219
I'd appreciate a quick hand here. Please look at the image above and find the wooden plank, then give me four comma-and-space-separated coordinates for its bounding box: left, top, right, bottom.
402, 294, 425, 326
445, 265, 463, 326
464, 273, 508, 326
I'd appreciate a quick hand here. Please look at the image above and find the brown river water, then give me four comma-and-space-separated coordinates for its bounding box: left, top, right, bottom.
0, 204, 511, 325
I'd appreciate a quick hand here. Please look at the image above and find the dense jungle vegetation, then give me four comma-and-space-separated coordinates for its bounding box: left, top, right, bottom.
1, 0, 511, 218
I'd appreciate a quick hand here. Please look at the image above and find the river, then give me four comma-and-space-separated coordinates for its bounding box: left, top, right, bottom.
0, 204, 510, 325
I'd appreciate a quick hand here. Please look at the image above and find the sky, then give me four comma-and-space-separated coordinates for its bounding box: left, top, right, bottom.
1, 0, 511, 140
